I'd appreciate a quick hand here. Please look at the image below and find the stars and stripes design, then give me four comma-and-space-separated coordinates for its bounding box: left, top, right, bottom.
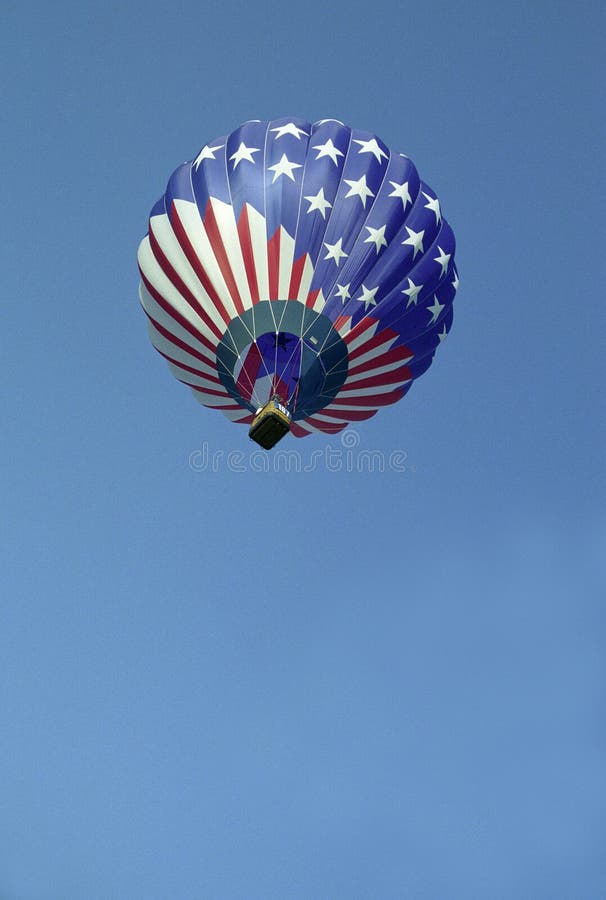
137, 117, 459, 438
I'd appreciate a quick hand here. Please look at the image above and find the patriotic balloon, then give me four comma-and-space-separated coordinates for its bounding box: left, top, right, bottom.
137, 117, 458, 446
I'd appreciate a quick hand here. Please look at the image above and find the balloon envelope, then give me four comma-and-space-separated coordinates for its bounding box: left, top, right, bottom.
137, 117, 458, 437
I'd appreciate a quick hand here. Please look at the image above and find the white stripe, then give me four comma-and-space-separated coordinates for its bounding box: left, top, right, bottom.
233, 357, 266, 408
188, 389, 242, 408
345, 358, 411, 384
148, 214, 225, 335
344, 336, 397, 370
339, 379, 411, 396
146, 322, 218, 377
297, 255, 315, 302
139, 283, 225, 362
344, 320, 379, 353
247, 204, 269, 301
324, 397, 389, 411
295, 419, 329, 434
211, 198, 253, 310
190, 390, 243, 413
138, 241, 220, 346
173, 199, 239, 321
252, 373, 275, 405
311, 287, 326, 313
168, 364, 229, 392
292, 421, 315, 435
335, 315, 352, 337
278, 226, 295, 299
303, 412, 349, 426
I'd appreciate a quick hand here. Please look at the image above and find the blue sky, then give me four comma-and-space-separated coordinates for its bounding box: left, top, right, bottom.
2, 1, 605, 898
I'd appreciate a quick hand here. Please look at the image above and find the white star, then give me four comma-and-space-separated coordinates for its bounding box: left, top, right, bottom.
357, 284, 379, 310
334, 283, 351, 302
323, 237, 348, 266
422, 191, 442, 224
353, 138, 388, 163
434, 246, 451, 276
401, 277, 423, 307
438, 324, 448, 342
402, 226, 425, 258
427, 294, 445, 324
304, 187, 332, 219
267, 153, 303, 183
364, 225, 387, 254
193, 144, 224, 170
344, 174, 375, 208
388, 180, 412, 209
229, 142, 260, 169
452, 269, 460, 291
270, 122, 309, 139
312, 138, 344, 165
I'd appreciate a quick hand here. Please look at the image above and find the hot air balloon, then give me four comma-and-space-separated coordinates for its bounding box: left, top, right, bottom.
137, 117, 458, 448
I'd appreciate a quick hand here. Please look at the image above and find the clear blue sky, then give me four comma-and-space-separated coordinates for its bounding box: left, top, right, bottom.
2, 1, 605, 898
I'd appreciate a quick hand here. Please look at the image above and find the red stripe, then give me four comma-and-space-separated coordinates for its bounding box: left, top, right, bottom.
340, 367, 412, 392
272, 377, 290, 404
148, 226, 223, 341
237, 206, 259, 304
158, 353, 222, 385
305, 289, 320, 309
302, 417, 347, 434
196, 402, 244, 410
334, 315, 351, 332
330, 389, 405, 407
139, 269, 221, 355
202, 201, 245, 315
168, 203, 231, 328
290, 422, 312, 438
314, 407, 378, 422
190, 387, 244, 409
287, 254, 306, 299
267, 228, 280, 299
144, 310, 217, 361
347, 346, 414, 377
344, 318, 398, 348
236, 343, 263, 402
180, 382, 234, 398
343, 317, 376, 345
347, 330, 397, 363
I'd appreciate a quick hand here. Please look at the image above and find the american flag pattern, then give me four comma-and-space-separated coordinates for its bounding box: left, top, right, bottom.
137, 117, 458, 438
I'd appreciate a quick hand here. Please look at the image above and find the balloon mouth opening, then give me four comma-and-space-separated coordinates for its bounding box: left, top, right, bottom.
215, 301, 349, 421
246, 330, 303, 409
